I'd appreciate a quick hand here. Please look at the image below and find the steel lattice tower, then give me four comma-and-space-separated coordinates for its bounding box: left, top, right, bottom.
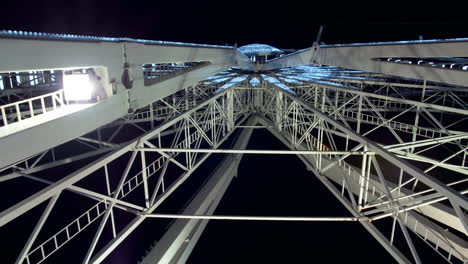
0, 31, 467, 264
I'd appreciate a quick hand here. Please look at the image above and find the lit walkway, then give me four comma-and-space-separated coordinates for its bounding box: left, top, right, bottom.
0, 94, 129, 170
0, 104, 93, 139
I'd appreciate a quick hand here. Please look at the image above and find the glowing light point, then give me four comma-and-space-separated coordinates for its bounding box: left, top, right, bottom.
63, 74, 94, 101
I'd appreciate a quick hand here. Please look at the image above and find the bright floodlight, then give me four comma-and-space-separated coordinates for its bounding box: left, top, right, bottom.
63, 74, 94, 101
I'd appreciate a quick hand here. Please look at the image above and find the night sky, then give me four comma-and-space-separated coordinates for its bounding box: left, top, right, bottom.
0, 1, 467, 49
0, 1, 467, 263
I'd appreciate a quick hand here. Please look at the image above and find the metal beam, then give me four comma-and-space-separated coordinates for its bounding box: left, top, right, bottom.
89, 114, 250, 263
277, 87, 468, 211
259, 115, 413, 264
141, 213, 365, 222
138, 148, 372, 155
0, 94, 128, 170
141, 116, 256, 264
317, 40, 468, 86
0, 87, 234, 228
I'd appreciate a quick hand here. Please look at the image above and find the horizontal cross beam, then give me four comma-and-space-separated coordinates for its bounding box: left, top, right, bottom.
140, 213, 368, 222
137, 148, 374, 155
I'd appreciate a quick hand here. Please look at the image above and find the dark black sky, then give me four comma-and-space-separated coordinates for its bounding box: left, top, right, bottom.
0, 1, 466, 263
1, 0, 467, 49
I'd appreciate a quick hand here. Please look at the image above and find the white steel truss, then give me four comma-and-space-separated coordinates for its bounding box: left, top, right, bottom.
0, 32, 467, 264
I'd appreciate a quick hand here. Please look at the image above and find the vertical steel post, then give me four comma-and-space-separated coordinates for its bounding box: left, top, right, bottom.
140, 147, 150, 208
227, 90, 234, 132
276, 91, 283, 132
411, 80, 425, 154
358, 146, 368, 210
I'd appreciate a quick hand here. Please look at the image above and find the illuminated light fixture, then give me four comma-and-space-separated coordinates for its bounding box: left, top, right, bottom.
63, 73, 94, 101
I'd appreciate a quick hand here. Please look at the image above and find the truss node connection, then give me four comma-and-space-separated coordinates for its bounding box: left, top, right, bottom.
0, 31, 467, 264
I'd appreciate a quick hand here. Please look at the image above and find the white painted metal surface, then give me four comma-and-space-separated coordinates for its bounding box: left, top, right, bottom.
0, 33, 467, 264
140, 116, 256, 264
